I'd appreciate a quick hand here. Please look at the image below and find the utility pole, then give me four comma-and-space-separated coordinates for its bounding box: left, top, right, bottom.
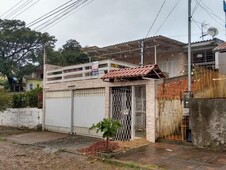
42, 44, 47, 131
140, 40, 144, 66
154, 45, 157, 64
188, 0, 192, 93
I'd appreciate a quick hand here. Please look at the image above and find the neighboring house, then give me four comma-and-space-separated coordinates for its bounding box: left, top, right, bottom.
213, 41, 226, 74
25, 68, 43, 91
83, 36, 224, 78
26, 78, 42, 91
183, 38, 224, 69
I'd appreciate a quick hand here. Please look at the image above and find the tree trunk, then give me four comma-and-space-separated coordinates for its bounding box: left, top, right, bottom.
106, 137, 109, 152
7, 76, 14, 91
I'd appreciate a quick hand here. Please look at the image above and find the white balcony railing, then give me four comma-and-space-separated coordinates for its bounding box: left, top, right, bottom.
45, 59, 138, 84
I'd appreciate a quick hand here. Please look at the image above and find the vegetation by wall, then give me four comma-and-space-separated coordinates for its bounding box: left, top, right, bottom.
12, 88, 42, 108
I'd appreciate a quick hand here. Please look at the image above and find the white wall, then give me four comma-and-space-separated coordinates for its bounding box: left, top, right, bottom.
0, 108, 42, 129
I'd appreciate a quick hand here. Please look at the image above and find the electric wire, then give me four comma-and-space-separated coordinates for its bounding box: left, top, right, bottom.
42, 0, 94, 31
11, 0, 40, 19
3, 0, 34, 19
26, 0, 76, 27
145, 0, 167, 38
0, 0, 25, 18
35, 0, 86, 31
200, 0, 224, 22
194, 0, 224, 28
154, 0, 181, 35
191, 0, 202, 16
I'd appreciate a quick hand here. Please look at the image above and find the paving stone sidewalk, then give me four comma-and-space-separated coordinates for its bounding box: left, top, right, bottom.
115, 142, 226, 170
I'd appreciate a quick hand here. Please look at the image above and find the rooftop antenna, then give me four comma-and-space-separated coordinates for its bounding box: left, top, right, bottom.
207, 27, 219, 38
200, 22, 208, 40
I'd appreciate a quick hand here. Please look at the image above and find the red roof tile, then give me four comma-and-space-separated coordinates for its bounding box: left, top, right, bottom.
213, 42, 226, 51
102, 64, 164, 80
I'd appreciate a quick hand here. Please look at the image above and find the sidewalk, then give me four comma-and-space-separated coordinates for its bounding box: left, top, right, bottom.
115, 142, 226, 170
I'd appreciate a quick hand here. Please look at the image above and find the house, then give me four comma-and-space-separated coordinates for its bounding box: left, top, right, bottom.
83, 36, 224, 78
43, 59, 164, 142
83, 35, 187, 78
43, 35, 225, 143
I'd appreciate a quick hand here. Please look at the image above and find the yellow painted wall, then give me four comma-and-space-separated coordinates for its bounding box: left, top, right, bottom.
26, 79, 42, 91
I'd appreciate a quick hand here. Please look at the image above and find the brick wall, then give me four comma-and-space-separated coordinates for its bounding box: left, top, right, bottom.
157, 77, 188, 100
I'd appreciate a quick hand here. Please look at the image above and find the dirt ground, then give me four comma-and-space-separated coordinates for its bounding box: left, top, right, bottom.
0, 127, 137, 170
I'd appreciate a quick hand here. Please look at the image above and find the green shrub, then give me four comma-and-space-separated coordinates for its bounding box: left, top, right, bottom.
12, 88, 42, 108
0, 89, 12, 111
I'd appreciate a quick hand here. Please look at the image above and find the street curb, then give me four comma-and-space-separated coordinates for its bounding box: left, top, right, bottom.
100, 158, 165, 170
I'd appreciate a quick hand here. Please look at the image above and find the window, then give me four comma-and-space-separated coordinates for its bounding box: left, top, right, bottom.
29, 83, 33, 90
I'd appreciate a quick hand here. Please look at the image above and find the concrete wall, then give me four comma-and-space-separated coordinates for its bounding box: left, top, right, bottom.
0, 108, 42, 129
190, 98, 226, 150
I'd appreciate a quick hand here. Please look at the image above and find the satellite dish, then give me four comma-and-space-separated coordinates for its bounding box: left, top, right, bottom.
207, 27, 218, 38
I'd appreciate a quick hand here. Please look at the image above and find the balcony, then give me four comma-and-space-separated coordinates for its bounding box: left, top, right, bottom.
45, 59, 138, 84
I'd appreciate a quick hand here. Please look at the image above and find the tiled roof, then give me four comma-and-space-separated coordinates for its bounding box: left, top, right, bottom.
213, 42, 226, 51
102, 64, 164, 80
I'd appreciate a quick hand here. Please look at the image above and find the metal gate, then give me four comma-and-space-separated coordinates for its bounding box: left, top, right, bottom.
73, 88, 105, 136
45, 91, 71, 133
111, 87, 132, 141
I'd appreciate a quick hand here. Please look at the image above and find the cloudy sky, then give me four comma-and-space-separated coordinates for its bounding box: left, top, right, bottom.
0, 0, 225, 48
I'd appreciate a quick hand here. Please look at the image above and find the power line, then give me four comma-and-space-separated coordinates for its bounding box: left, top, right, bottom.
43, 0, 94, 31
154, 0, 181, 35
194, 0, 224, 28
27, 0, 79, 27
191, 0, 202, 16
145, 0, 167, 38
200, 0, 224, 22
3, 0, 34, 19
35, 0, 86, 31
11, 0, 40, 19
0, 0, 25, 18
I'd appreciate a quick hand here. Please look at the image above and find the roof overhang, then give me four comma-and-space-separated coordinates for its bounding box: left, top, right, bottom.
102, 64, 165, 82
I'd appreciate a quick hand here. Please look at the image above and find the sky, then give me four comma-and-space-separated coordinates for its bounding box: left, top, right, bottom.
0, 0, 225, 48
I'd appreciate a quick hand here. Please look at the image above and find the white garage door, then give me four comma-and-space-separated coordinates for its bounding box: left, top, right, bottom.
73, 88, 105, 136
45, 91, 71, 133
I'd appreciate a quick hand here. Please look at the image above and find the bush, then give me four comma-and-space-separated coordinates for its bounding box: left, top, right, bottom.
0, 89, 12, 111
12, 88, 42, 108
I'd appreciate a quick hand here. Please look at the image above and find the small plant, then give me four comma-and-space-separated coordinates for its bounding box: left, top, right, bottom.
90, 118, 121, 152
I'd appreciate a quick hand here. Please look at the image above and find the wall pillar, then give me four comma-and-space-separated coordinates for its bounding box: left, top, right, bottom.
105, 87, 110, 118
146, 80, 156, 142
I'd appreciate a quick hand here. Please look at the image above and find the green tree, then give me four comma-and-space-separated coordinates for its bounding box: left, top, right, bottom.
60, 39, 90, 65
90, 118, 121, 152
0, 19, 56, 91
0, 89, 12, 111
